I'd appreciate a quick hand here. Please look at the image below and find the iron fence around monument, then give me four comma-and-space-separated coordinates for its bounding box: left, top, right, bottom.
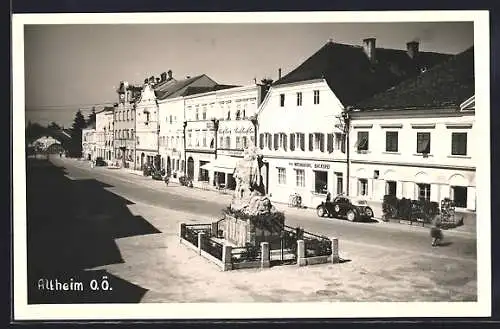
200, 234, 224, 260
182, 224, 211, 247
231, 245, 262, 264
302, 230, 332, 258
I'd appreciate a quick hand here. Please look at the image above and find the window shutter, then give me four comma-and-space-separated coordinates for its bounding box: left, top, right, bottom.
259, 133, 264, 149
320, 133, 325, 152
274, 133, 279, 150
300, 134, 305, 151
290, 133, 295, 151
283, 133, 288, 151
327, 133, 334, 153
309, 133, 313, 151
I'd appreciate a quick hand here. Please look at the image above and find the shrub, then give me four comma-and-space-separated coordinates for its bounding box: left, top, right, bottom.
382, 195, 398, 219
383, 195, 440, 224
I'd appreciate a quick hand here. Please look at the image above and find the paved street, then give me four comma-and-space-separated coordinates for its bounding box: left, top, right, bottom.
26, 156, 477, 303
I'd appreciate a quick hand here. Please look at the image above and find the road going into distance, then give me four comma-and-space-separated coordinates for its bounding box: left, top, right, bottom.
53, 157, 476, 264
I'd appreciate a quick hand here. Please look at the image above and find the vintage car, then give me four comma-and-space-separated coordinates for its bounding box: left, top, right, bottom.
316, 195, 374, 222
94, 157, 107, 167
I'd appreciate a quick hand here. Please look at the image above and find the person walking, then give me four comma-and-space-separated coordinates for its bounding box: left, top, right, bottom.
430, 215, 443, 247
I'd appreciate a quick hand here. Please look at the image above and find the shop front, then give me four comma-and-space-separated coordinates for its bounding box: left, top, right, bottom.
200, 155, 238, 190
266, 157, 346, 208
185, 151, 215, 187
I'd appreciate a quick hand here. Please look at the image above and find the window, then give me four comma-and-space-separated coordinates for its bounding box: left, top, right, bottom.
235, 110, 241, 120
336, 173, 343, 195
169, 115, 173, 124
417, 183, 431, 201
327, 133, 334, 153
266, 133, 272, 150
195, 107, 199, 121
236, 136, 241, 149
386, 181, 397, 196
386, 131, 398, 152
280, 94, 285, 107
226, 136, 231, 149
273, 133, 279, 150
314, 171, 328, 194
314, 133, 325, 152
296, 92, 302, 106
417, 132, 431, 154
295, 169, 305, 187
451, 186, 467, 208
220, 136, 224, 148
313, 90, 320, 104
243, 136, 248, 148
259, 133, 264, 149
451, 132, 467, 155
290, 133, 295, 151
227, 110, 231, 120
202, 107, 207, 120
358, 179, 368, 196
335, 133, 344, 152
126, 110, 130, 120
145, 112, 150, 123
279, 133, 287, 150
357, 131, 369, 152
202, 131, 207, 147
250, 135, 255, 146
297, 133, 305, 151
278, 168, 286, 184
188, 132, 192, 147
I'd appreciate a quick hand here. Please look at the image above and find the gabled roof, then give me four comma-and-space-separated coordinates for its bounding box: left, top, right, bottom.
355, 46, 474, 110
273, 40, 452, 106
154, 75, 216, 100
180, 84, 241, 97
96, 106, 115, 114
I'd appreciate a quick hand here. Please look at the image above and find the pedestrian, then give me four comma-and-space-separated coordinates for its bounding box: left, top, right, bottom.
326, 191, 331, 202
430, 215, 443, 247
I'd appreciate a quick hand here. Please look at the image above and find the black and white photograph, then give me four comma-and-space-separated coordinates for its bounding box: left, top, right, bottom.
12, 11, 491, 320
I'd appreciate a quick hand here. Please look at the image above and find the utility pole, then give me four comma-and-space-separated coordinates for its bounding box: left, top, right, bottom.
341, 107, 352, 196
183, 120, 187, 176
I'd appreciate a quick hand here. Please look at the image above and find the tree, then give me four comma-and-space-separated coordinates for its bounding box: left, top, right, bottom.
86, 107, 96, 127
25, 121, 47, 145
68, 110, 87, 158
47, 121, 61, 131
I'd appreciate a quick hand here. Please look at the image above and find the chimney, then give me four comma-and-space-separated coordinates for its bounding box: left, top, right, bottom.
362, 38, 376, 63
160, 72, 167, 82
407, 41, 419, 59
278, 68, 282, 80
167, 70, 173, 80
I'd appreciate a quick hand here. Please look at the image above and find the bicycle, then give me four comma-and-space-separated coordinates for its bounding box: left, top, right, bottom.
288, 193, 302, 208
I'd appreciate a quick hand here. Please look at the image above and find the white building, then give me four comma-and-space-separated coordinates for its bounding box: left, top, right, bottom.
95, 107, 114, 163
350, 46, 475, 211
136, 71, 218, 170
158, 95, 185, 178
82, 124, 96, 161
257, 39, 451, 208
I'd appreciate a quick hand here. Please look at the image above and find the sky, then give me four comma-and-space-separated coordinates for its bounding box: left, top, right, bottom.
23, 21, 474, 128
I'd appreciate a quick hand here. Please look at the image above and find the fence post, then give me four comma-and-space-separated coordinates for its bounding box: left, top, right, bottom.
180, 223, 186, 243
330, 237, 339, 264
297, 240, 306, 266
261, 242, 270, 268
211, 222, 218, 237
198, 231, 205, 255
222, 245, 233, 271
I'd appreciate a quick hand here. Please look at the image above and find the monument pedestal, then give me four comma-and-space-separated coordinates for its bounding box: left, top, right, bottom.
223, 213, 284, 247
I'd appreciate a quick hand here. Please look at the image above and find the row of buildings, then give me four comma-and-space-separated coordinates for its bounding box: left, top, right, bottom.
83, 38, 476, 211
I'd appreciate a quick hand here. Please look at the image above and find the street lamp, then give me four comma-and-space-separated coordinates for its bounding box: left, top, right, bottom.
211, 118, 220, 160
250, 114, 258, 146
183, 120, 187, 176
341, 107, 352, 196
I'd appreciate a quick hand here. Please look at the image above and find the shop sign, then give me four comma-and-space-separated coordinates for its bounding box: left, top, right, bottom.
288, 161, 330, 170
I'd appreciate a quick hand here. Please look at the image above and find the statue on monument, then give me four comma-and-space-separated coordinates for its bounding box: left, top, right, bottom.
230, 140, 275, 215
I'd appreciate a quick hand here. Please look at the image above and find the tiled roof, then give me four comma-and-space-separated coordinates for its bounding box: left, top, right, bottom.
154, 75, 208, 100
355, 46, 474, 110
180, 84, 241, 97
273, 40, 452, 106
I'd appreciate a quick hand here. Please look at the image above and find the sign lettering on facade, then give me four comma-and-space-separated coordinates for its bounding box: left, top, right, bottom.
288, 162, 330, 170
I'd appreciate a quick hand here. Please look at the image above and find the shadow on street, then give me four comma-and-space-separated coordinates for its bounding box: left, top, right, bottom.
26, 158, 161, 304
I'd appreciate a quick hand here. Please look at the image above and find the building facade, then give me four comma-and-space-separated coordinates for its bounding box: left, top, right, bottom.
158, 96, 185, 178
95, 107, 114, 162
82, 125, 96, 161
114, 81, 141, 168
256, 38, 451, 208
351, 46, 475, 211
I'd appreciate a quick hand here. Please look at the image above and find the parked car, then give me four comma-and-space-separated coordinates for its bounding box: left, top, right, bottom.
95, 157, 107, 167
316, 195, 374, 222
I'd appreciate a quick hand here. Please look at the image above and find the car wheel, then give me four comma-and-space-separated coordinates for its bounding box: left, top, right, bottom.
316, 206, 326, 217
334, 205, 340, 213
365, 207, 373, 218
346, 210, 357, 222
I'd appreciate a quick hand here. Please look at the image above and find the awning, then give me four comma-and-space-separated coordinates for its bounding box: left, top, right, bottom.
200, 157, 239, 174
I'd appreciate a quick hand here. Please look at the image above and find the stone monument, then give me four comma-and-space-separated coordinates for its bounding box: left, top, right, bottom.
222, 142, 285, 247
